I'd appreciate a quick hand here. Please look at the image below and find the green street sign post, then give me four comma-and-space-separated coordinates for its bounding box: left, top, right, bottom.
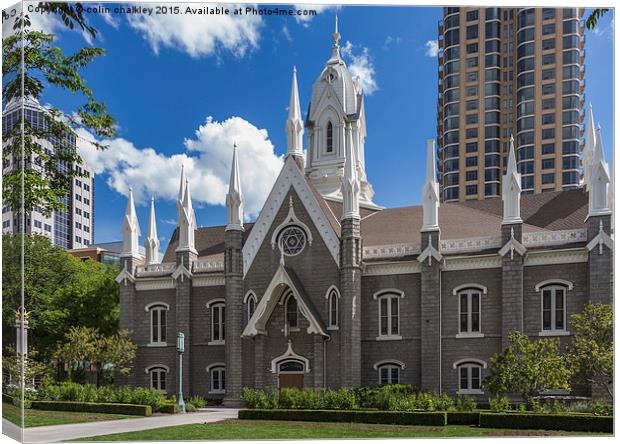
177, 332, 186, 413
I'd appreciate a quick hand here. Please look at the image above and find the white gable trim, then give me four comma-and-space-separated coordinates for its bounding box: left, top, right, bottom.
270, 341, 311, 373
499, 228, 527, 260
586, 221, 613, 254
270, 196, 314, 249
242, 262, 328, 338
242, 156, 340, 276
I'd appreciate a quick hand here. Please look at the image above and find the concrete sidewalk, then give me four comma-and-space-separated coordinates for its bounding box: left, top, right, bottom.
4, 408, 238, 443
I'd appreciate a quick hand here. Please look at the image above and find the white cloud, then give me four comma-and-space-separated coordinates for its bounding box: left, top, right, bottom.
341, 41, 378, 95
383, 35, 402, 51
77, 116, 283, 219
425, 40, 439, 57
100, 8, 120, 30
126, 3, 263, 58
282, 25, 292, 43
293, 5, 338, 25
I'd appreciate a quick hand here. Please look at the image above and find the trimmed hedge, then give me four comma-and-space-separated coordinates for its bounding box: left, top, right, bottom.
30, 401, 152, 417
447, 412, 480, 425
479, 412, 613, 433
158, 403, 180, 414
239, 409, 447, 426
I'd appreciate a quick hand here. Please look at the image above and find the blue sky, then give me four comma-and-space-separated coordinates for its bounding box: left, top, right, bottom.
17, 4, 615, 248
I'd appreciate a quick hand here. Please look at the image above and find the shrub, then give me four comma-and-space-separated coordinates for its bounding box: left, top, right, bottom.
479, 412, 612, 433
239, 409, 446, 426
447, 412, 480, 425
454, 395, 477, 412
489, 396, 510, 412
188, 395, 206, 409
158, 403, 180, 414
128, 387, 167, 411
592, 401, 613, 417
528, 398, 544, 413
242, 388, 274, 409
322, 388, 356, 410
31, 401, 152, 416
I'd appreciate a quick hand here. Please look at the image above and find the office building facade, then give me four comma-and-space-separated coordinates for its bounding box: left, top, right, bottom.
437, 7, 585, 202
2, 97, 95, 249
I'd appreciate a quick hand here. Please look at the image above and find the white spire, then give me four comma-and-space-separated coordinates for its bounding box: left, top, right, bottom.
583, 103, 597, 191
341, 123, 360, 219
421, 139, 440, 231
121, 187, 141, 257
178, 164, 186, 203
176, 175, 196, 252
286, 66, 304, 158
588, 124, 611, 217
226, 142, 244, 231
145, 196, 160, 265
502, 135, 522, 224
329, 15, 341, 62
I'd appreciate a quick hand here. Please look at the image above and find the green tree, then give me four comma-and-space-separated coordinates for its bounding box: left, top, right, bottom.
586, 8, 609, 30
55, 326, 136, 386
2, 346, 52, 391
2, 2, 116, 215
569, 303, 613, 400
484, 331, 572, 402
2, 234, 120, 360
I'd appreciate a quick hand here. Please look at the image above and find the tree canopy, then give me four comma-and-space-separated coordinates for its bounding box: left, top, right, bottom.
2, 234, 120, 361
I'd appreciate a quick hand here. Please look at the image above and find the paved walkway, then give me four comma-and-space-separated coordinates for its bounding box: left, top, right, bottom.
3, 408, 238, 443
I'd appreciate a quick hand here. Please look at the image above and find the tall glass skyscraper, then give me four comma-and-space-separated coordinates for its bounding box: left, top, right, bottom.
2, 97, 95, 248
437, 7, 585, 202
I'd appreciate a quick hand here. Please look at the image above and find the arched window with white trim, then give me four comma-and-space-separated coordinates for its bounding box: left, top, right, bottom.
373, 360, 405, 385
373, 290, 404, 339
537, 281, 571, 335
145, 303, 169, 345
207, 363, 226, 394
454, 359, 486, 395
326, 286, 339, 329
146, 365, 168, 393
207, 299, 225, 344
284, 292, 298, 328
454, 285, 485, 336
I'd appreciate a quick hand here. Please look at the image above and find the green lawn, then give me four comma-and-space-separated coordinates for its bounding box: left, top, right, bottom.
76, 419, 611, 441
1, 403, 140, 428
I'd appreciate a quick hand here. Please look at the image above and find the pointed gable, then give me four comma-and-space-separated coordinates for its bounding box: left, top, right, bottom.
242, 156, 340, 276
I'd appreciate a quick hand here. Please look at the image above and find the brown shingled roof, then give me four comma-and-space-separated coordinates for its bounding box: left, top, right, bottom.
162, 189, 588, 260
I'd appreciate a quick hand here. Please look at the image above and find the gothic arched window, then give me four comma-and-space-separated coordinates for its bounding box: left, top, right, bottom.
326, 122, 334, 153
285, 293, 298, 328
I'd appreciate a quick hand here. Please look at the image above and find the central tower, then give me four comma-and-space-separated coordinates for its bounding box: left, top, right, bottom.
304, 17, 376, 207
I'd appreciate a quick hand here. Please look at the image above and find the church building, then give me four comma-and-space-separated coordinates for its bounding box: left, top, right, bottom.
116, 20, 613, 406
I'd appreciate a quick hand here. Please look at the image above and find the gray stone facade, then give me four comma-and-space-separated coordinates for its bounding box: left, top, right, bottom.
119, 186, 612, 403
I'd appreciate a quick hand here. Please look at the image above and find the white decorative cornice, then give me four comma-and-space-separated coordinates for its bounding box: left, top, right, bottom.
135, 279, 175, 291
136, 262, 176, 277
270, 196, 314, 249
363, 261, 421, 276
363, 243, 420, 260
586, 221, 613, 254
523, 229, 587, 247
440, 235, 502, 254
417, 234, 442, 265
524, 248, 588, 267
498, 228, 526, 260
443, 255, 501, 271
243, 156, 339, 276
193, 275, 226, 287
452, 283, 488, 295
193, 260, 225, 273
373, 359, 406, 371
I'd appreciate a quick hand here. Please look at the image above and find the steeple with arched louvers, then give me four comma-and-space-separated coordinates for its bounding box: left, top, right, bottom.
303, 16, 376, 207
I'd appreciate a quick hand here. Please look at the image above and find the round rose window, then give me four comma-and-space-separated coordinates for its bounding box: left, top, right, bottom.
279, 226, 307, 256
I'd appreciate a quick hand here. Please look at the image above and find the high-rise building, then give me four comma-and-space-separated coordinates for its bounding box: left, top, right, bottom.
437, 7, 585, 202
2, 97, 95, 249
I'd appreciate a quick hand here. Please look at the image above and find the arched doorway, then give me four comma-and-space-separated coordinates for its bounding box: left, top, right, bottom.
277, 359, 305, 389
